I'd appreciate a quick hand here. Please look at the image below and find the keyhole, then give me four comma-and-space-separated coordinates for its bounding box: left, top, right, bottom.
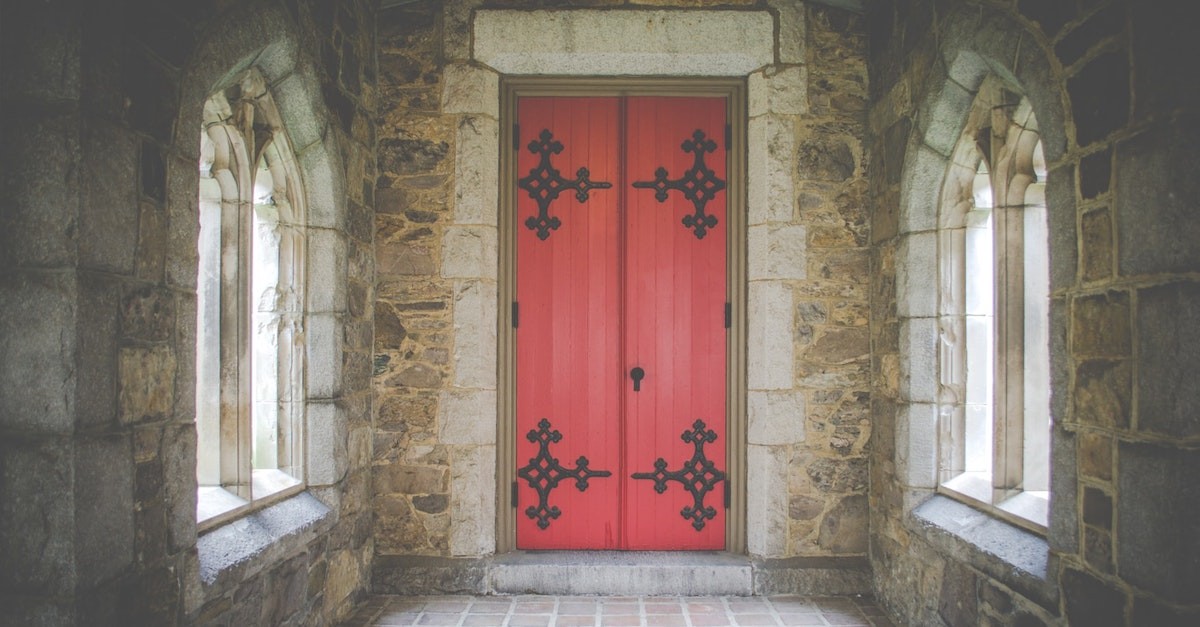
630, 367, 645, 392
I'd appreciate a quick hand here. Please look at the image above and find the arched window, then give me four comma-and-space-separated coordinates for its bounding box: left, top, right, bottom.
937, 79, 1050, 530
196, 69, 307, 525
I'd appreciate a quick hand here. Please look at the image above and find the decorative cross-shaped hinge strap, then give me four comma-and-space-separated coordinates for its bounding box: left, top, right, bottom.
631, 419, 726, 531
516, 418, 612, 529
631, 129, 727, 240
517, 129, 613, 241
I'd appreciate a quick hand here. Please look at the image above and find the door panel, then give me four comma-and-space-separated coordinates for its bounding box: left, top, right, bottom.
515, 95, 727, 550
624, 97, 728, 550
516, 97, 622, 549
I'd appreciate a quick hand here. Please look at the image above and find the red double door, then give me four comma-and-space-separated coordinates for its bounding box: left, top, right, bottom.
515, 96, 728, 550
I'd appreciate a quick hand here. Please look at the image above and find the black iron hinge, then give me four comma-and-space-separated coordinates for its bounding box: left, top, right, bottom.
725, 123, 732, 149
512, 302, 519, 328
724, 302, 731, 329
724, 479, 731, 508
511, 480, 519, 508
513, 124, 520, 151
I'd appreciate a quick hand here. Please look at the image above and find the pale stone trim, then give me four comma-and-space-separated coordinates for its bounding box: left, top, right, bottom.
473, 10, 775, 76
746, 444, 790, 556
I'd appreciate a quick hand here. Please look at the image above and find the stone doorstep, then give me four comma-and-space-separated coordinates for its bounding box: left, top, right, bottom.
374, 553, 871, 597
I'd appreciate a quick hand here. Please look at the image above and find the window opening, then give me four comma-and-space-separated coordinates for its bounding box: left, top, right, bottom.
195, 69, 306, 526
938, 81, 1050, 531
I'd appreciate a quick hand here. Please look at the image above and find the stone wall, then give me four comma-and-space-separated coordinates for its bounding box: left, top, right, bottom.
0, 1, 377, 624
372, 0, 873, 590
867, 1, 1200, 625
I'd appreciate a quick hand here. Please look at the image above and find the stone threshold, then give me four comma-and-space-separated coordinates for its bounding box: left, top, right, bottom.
373, 552, 871, 597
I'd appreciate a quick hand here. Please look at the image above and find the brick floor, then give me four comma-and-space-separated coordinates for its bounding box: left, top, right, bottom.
340, 595, 898, 627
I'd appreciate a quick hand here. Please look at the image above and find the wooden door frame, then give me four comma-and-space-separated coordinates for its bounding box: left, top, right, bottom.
497, 77, 748, 554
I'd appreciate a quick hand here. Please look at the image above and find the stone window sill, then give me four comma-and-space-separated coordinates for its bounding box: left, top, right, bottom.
196, 491, 333, 589
907, 495, 1058, 611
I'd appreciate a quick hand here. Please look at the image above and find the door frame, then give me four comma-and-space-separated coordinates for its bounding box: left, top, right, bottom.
497, 77, 748, 554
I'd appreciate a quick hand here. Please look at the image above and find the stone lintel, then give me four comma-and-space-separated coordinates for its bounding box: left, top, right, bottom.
473, 10, 774, 76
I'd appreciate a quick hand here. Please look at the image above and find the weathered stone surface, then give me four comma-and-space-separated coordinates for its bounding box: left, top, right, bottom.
748, 224, 807, 280
1115, 116, 1200, 276
805, 456, 867, 493
748, 115, 797, 225
1062, 566, 1126, 627
1078, 430, 1112, 481
1082, 486, 1112, 530
473, 9, 775, 76
1078, 148, 1112, 200
1072, 359, 1130, 429
453, 116, 500, 225
437, 390, 496, 445
747, 445, 790, 558
789, 495, 824, 521
748, 391, 806, 446
413, 494, 449, 514
449, 445, 496, 556
375, 465, 449, 496
79, 120, 138, 273
452, 280, 498, 389
442, 226, 497, 280
0, 438, 74, 594
117, 345, 176, 425
1117, 443, 1200, 603
748, 281, 794, 390
808, 327, 868, 365
0, 272, 76, 432
1080, 207, 1112, 283
748, 66, 807, 117
1071, 291, 1130, 358
1136, 282, 1200, 437
1069, 51, 1130, 147
937, 561, 978, 626
441, 64, 499, 117
1084, 526, 1113, 574
1, 113, 80, 269
817, 494, 867, 553
797, 132, 857, 181
768, 0, 806, 64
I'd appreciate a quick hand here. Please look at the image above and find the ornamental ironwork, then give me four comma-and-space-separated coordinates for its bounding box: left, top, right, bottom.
631, 419, 726, 531
632, 129, 726, 240
517, 418, 612, 529
518, 129, 612, 241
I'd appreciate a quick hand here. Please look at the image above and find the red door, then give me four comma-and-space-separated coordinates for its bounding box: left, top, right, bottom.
515, 96, 728, 550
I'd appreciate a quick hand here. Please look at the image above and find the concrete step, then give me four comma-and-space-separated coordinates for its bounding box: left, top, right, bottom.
373, 553, 871, 597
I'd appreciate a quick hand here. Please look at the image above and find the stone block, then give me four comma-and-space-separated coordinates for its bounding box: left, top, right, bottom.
74, 434, 134, 587
449, 445, 496, 556
473, 10, 774, 76
299, 133, 347, 231
817, 494, 868, 554
747, 281, 794, 390
896, 403, 937, 489
898, 145, 945, 235
270, 70, 327, 154
442, 226, 497, 280
375, 464, 449, 496
1045, 163, 1077, 291
898, 317, 937, 403
1080, 207, 1112, 283
746, 444, 789, 558
1117, 442, 1200, 603
1078, 430, 1112, 481
1117, 117, 1200, 275
453, 116, 500, 225
437, 389, 497, 446
896, 230, 937, 318
305, 312, 344, 400
442, 64, 499, 117
0, 272, 78, 433
1068, 51, 1130, 147
1136, 282, 1200, 438
452, 280, 498, 389
0, 437, 75, 594
75, 274, 120, 428
117, 345, 177, 425
1132, 5, 1200, 117
308, 401, 349, 486
1078, 147, 1112, 199
748, 67, 807, 117
768, 0, 806, 64
1047, 424, 1078, 555
79, 120, 138, 273
808, 326, 868, 365
918, 80, 973, 159
307, 229, 348, 314
0, 113, 79, 268
1082, 486, 1112, 530
1072, 359, 1130, 429
748, 115, 796, 225
1071, 291, 1130, 358
796, 131, 857, 182
160, 424, 197, 552
748, 224, 807, 280
164, 155, 200, 291
0, 1, 81, 101
748, 391, 805, 445
1061, 566, 1126, 627
937, 561, 978, 626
